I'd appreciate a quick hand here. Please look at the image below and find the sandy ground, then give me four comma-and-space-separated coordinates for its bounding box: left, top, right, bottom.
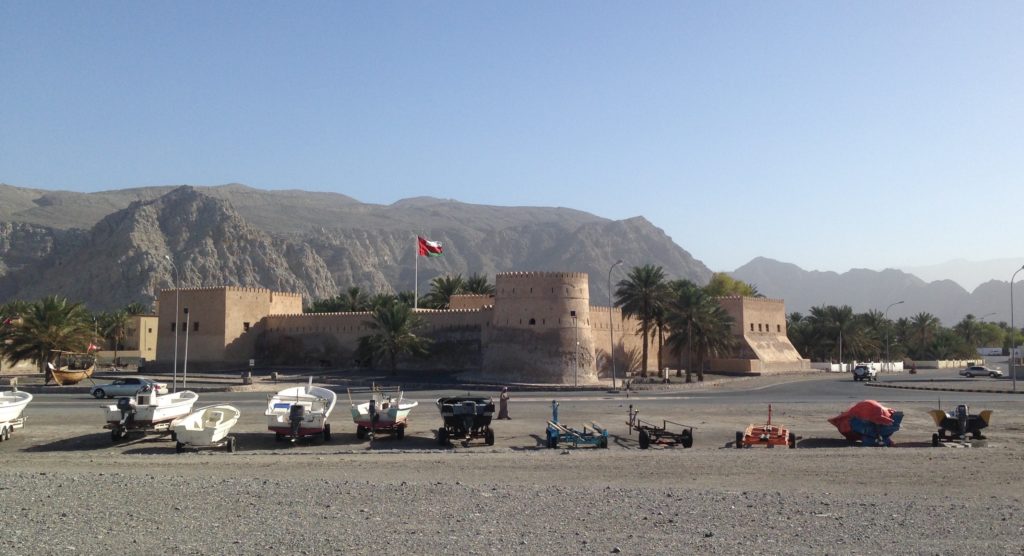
1, 382, 1023, 554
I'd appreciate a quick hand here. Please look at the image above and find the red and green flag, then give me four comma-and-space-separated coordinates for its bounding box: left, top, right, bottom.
417, 236, 444, 257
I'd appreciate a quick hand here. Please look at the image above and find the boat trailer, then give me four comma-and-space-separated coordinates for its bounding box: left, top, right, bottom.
626, 405, 694, 449
545, 401, 608, 449
0, 416, 26, 443
736, 404, 796, 449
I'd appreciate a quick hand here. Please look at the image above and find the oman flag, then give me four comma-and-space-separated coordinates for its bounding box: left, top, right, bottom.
417, 236, 444, 257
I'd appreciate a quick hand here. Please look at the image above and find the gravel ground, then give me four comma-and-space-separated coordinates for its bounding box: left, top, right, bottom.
2, 389, 1023, 555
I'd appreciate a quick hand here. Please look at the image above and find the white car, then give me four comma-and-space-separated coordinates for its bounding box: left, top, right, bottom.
90, 377, 169, 398
852, 365, 877, 381
959, 366, 1003, 378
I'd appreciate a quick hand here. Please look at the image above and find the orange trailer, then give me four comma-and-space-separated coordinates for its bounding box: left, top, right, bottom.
736, 404, 796, 449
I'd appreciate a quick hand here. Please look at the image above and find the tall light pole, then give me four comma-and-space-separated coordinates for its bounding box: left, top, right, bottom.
165, 256, 180, 392
883, 301, 904, 373
1011, 265, 1024, 392
182, 307, 190, 390
608, 259, 623, 390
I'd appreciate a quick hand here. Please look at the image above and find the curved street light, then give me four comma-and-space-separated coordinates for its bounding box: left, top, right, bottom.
608, 260, 623, 390
165, 255, 179, 392
884, 300, 904, 373
1011, 265, 1024, 392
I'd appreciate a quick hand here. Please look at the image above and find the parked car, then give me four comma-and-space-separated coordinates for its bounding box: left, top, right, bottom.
959, 366, 1003, 378
852, 364, 878, 382
90, 377, 169, 398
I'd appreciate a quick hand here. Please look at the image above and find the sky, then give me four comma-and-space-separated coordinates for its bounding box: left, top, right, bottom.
1, 2, 1022, 274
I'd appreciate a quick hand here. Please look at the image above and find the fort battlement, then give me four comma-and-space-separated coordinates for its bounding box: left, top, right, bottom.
159, 286, 301, 297
716, 295, 785, 304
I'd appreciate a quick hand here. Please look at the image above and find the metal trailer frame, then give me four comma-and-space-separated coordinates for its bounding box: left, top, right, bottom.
175, 435, 237, 454
626, 405, 694, 449
736, 404, 796, 449
545, 401, 608, 449
105, 419, 175, 443
0, 416, 26, 442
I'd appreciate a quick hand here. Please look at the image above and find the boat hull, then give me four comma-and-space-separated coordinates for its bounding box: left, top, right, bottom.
173, 405, 240, 446
265, 385, 337, 438
351, 401, 418, 430
51, 365, 95, 386
105, 391, 199, 428
0, 391, 33, 423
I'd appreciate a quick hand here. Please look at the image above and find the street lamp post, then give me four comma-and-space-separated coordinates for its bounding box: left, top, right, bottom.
608, 260, 623, 390
1011, 265, 1024, 392
165, 256, 179, 392
182, 307, 190, 390
884, 300, 904, 373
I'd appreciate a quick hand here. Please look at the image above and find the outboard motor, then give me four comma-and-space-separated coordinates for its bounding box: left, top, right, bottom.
116, 397, 136, 427
368, 399, 378, 426
955, 404, 969, 438
288, 404, 306, 439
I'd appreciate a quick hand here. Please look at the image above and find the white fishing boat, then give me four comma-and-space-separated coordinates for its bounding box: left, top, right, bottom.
0, 390, 32, 441
348, 385, 418, 440
172, 405, 241, 453
104, 387, 198, 442
266, 379, 337, 442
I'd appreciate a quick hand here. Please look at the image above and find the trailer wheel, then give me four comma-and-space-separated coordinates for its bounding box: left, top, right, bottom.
681, 431, 694, 449
932, 433, 940, 447
735, 431, 743, 449
438, 428, 449, 446
484, 428, 495, 446
274, 432, 284, 442
227, 436, 237, 453
175, 441, 184, 453
356, 426, 367, 440
638, 429, 650, 449
323, 424, 332, 442
111, 426, 126, 443
170, 431, 177, 442
0, 425, 7, 442
395, 426, 404, 440
546, 434, 557, 449
788, 432, 797, 449
600, 437, 608, 449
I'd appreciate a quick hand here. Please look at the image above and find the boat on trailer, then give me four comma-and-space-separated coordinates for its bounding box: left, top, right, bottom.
266, 379, 337, 443
104, 387, 198, 442
0, 389, 33, 442
348, 385, 418, 440
172, 405, 241, 453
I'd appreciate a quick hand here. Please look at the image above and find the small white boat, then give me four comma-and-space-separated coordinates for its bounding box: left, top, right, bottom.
105, 388, 198, 442
348, 386, 418, 440
266, 379, 337, 442
172, 405, 241, 453
0, 390, 33, 441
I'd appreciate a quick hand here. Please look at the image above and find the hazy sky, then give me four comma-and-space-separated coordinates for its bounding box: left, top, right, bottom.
2, 2, 1022, 273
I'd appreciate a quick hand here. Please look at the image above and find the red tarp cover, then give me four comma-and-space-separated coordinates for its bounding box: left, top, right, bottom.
828, 400, 896, 440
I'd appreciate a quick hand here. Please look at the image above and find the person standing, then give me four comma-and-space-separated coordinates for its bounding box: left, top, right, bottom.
497, 387, 511, 419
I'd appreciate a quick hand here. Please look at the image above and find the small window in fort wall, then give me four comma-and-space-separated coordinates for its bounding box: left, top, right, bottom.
758, 324, 762, 332
777, 324, 782, 333
542, 319, 545, 325
148, 328, 152, 334
750, 323, 754, 332
530, 288, 533, 293
194, 322, 199, 332
170, 322, 176, 332
243, 322, 250, 332
529, 318, 536, 325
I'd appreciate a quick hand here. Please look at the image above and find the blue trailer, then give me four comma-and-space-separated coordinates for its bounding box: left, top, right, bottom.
545, 401, 608, 449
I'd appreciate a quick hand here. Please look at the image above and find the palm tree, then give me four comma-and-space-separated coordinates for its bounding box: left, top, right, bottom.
463, 273, 495, 295
664, 279, 703, 381
100, 310, 130, 365
687, 298, 737, 381
1, 296, 93, 381
122, 302, 149, 315
421, 274, 465, 309
909, 312, 941, 360
702, 273, 762, 298
360, 303, 431, 374
614, 265, 669, 377
368, 293, 399, 310
953, 314, 982, 349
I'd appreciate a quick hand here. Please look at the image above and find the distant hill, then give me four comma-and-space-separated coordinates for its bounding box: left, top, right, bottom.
900, 258, 1024, 292
0, 183, 714, 310
731, 257, 1022, 326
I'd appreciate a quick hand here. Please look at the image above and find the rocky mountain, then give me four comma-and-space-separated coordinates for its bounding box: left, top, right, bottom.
731, 257, 1022, 326
0, 183, 713, 311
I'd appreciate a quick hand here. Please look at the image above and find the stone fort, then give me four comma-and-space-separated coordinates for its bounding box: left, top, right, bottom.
154, 271, 808, 382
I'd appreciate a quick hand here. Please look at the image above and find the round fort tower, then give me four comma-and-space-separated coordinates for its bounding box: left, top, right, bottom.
481, 271, 597, 384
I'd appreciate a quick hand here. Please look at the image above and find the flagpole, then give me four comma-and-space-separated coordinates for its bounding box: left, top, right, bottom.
414, 235, 419, 310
